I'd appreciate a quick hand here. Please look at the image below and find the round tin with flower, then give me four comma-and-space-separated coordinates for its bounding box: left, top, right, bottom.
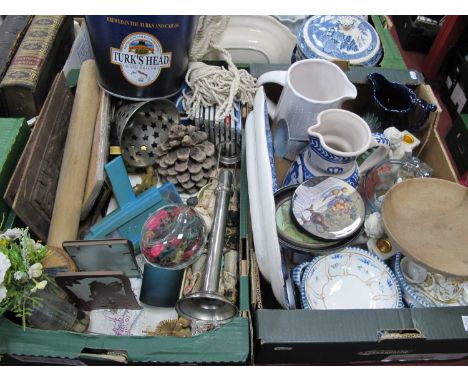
141, 204, 207, 269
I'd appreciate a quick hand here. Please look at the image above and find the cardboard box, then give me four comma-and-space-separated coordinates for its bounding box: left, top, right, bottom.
445, 114, 468, 176
0, 63, 251, 366
248, 64, 466, 365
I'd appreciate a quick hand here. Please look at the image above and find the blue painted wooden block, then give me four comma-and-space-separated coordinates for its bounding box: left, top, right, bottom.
85, 156, 181, 251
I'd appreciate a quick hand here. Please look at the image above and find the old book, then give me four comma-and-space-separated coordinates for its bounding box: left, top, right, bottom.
0, 118, 30, 228
0, 16, 74, 119
4, 72, 74, 241
0, 16, 32, 80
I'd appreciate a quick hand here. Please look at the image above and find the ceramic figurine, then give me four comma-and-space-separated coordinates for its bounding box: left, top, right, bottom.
257, 59, 357, 161
283, 109, 390, 188
295, 16, 383, 66
364, 212, 384, 239
368, 72, 437, 133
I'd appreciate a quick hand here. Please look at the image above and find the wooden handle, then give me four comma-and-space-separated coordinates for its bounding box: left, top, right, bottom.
48, 60, 100, 247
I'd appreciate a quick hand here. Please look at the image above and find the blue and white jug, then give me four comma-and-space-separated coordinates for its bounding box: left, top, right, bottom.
283, 109, 390, 188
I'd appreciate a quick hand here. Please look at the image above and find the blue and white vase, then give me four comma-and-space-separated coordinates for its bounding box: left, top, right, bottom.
283, 109, 390, 188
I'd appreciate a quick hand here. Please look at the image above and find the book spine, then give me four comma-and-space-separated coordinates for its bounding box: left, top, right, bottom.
0, 16, 65, 90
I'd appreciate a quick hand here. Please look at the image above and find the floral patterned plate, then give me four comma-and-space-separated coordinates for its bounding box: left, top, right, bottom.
291, 176, 365, 241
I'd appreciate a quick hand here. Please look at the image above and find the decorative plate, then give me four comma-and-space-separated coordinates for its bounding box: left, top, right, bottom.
297, 15, 382, 66
246, 87, 287, 307
291, 177, 365, 240
202, 15, 296, 64
300, 247, 402, 309
394, 253, 468, 308
275, 184, 360, 254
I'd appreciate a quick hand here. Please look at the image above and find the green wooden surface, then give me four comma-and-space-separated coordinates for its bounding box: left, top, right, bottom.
0, 118, 30, 229
372, 15, 407, 70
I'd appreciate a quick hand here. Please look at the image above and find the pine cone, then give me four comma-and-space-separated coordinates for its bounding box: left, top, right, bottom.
156, 124, 216, 194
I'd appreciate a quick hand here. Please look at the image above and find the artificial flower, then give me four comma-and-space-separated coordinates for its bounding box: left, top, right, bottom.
31, 280, 47, 293
0, 284, 7, 303
0, 228, 23, 241
28, 263, 43, 279
0, 252, 11, 284
14, 271, 27, 281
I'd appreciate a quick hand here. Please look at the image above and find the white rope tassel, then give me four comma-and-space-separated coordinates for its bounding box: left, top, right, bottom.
185, 16, 257, 123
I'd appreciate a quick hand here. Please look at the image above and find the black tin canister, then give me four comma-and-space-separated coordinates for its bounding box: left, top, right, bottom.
86, 16, 198, 100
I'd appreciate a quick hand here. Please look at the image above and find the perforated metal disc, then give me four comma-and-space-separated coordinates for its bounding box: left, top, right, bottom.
115, 99, 180, 168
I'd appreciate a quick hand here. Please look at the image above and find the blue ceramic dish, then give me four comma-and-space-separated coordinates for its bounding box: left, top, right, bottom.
296, 16, 382, 67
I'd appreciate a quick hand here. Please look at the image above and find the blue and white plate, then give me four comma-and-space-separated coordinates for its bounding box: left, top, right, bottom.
296, 15, 382, 67
299, 247, 403, 309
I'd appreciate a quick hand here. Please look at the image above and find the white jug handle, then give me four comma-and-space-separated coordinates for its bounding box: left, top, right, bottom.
256, 70, 288, 119
358, 133, 390, 174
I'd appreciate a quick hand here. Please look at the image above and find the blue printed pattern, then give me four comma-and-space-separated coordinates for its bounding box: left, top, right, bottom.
372, 132, 390, 146
297, 16, 382, 66
264, 101, 278, 193
282, 150, 360, 189
393, 253, 435, 308
309, 136, 354, 164
326, 166, 344, 174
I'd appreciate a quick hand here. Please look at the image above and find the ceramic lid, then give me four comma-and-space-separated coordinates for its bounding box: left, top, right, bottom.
297, 15, 382, 66
291, 177, 365, 241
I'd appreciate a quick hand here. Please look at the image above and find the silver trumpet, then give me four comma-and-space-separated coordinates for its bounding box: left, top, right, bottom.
175, 169, 238, 324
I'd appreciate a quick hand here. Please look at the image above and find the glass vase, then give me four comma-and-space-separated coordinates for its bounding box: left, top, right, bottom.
27, 289, 89, 332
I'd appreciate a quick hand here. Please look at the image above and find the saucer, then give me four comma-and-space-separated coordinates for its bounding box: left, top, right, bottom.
299, 247, 402, 309
291, 177, 365, 241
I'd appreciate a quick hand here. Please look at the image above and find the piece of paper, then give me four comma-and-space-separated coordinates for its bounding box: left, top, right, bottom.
462, 315, 468, 331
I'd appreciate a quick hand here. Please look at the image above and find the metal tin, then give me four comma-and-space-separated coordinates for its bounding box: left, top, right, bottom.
86, 16, 198, 100
115, 99, 179, 167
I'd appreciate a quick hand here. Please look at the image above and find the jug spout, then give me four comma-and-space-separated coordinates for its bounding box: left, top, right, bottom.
342, 80, 358, 101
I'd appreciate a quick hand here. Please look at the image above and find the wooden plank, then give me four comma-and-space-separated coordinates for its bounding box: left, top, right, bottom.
81, 90, 109, 220
5, 72, 73, 241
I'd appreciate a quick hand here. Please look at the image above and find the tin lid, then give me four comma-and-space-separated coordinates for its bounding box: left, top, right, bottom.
297, 15, 382, 66
291, 177, 365, 241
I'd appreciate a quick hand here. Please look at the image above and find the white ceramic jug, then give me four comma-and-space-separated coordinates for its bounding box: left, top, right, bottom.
257, 58, 357, 160
283, 109, 390, 188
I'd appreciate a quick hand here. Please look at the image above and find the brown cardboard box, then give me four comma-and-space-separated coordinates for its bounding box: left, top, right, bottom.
248, 65, 468, 365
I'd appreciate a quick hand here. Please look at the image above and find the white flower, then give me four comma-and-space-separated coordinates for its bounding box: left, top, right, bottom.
0, 251, 11, 284
28, 263, 43, 279
14, 271, 27, 281
33, 242, 44, 251
31, 280, 47, 293
0, 284, 7, 303
0, 228, 24, 241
